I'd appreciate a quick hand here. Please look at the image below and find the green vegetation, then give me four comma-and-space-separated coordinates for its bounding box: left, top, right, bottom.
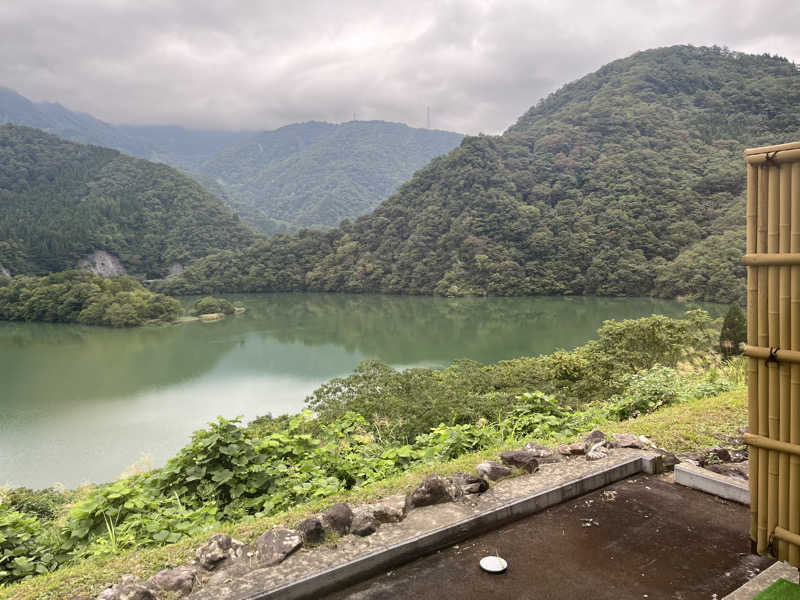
0, 124, 256, 278
189, 296, 235, 316
0, 310, 739, 593
158, 46, 800, 303
2, 385, 748, 600
719, 301, 746, 358
0, 89, 463, 234
196, 121, 464, 233
0, 271, 182, 327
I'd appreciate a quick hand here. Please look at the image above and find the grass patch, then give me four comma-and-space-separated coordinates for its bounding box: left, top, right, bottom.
600, 388, 746, 452
1, 389, 748, 600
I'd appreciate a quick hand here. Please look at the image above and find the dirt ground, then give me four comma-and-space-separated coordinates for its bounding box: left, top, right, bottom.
328, 475, 773, 600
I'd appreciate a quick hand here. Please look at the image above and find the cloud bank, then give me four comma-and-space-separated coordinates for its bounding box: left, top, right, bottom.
2, 0, 798, 134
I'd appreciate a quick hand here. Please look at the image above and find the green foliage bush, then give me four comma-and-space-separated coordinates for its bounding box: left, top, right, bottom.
0, 509, 59, 584
61, 478, 218, 560
719, 302, 746, 358
2, 488, 70, 522
308, 310, 718, 439
190, 296, 235, 316
0, 270, 182, 327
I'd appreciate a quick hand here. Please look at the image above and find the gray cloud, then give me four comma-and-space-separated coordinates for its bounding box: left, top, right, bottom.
2, 0, 799, 134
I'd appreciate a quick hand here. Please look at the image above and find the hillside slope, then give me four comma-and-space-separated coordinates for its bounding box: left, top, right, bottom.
196, 120, 464, 233
0, 124, 256, 278
158, 46, 800, 303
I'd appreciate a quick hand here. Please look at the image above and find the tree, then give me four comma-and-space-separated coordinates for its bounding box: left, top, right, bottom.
719, 302, 746, 358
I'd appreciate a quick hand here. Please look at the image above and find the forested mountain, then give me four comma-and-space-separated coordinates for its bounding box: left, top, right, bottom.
156, 46, 800, 303
0, 124, 256, 278
0, 87, 249, 171
195, 121, 464, 233
0, 89, 463, 232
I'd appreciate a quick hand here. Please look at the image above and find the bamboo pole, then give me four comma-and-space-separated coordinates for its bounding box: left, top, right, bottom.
744, 346, 800, 364
791, 161, 800, 567
746, 141, 800, 156
768, 164, 780, 557
747, 163, 759, 543
758, 164, 769, 553
745, 434, 800, 457
744, 254, 800, 266
778, 163, 791, 560
747, 148, 800, 165
775, 527, 800, 549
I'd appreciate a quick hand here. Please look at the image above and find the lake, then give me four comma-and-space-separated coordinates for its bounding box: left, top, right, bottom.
0, 293, 722, 488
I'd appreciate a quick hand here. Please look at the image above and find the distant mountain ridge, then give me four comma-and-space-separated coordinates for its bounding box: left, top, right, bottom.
0, 124, 256, 278
156, 45, 800, 304
196, 120, 464, 233
0, 87, 249, 171
0, 88, 464, 233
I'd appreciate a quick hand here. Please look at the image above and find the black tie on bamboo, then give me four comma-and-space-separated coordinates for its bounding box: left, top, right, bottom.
768, 347, 780, 364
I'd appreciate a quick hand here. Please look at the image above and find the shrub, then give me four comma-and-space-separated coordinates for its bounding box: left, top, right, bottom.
719, 302, 746, 358
190, 296, 235, 316
0, 508, 60, 584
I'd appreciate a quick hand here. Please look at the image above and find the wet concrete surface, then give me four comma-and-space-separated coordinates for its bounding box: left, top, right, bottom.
328, 476, 773, 600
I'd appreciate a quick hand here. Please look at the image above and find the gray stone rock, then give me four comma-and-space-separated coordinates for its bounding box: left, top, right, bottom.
297, 517, 326, 544
708, 448, 732, 463
77, 250, 126, 277
499, 450, 540, 473
256, 527, 303, 566
406, 475, 462, 509
585, 441, 610, 461
148, 565, 197, 596
660, 452, 680, 471
584, 429, 607, 443
523, 442, 560, 463
195, 534, 244, 571
351, 512, 380, 536
558, 441, 585, 456
369, 495, 407, 523
612, 433, 645, 449
449, 472, 489, 495
96, 583, 157, 600
477, 461, 512, 481
322, 502, 354, 535
167, 262, 185, 277
0, 264, 10, 278
677, 451, 705, 466
706, 461, 750, 481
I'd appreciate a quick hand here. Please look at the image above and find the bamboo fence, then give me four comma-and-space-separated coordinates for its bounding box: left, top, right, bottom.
743, 141, 800, 564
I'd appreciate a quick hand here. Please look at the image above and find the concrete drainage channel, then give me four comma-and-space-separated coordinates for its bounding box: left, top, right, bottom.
244, 455, 659, 600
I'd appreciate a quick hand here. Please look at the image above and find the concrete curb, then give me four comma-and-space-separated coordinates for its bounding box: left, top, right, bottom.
245, 455, 658, 600
723, 561, 798, 599
674, 463, 750, 505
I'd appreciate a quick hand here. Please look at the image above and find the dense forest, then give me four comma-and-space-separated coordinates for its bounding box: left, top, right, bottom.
0, 124, 256, 278
0, 270, 182, 327
157, 46, 800, 303
196, 121, 463, 233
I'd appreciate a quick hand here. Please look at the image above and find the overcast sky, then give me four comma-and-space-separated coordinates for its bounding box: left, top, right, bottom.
2, 0, 799, 135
